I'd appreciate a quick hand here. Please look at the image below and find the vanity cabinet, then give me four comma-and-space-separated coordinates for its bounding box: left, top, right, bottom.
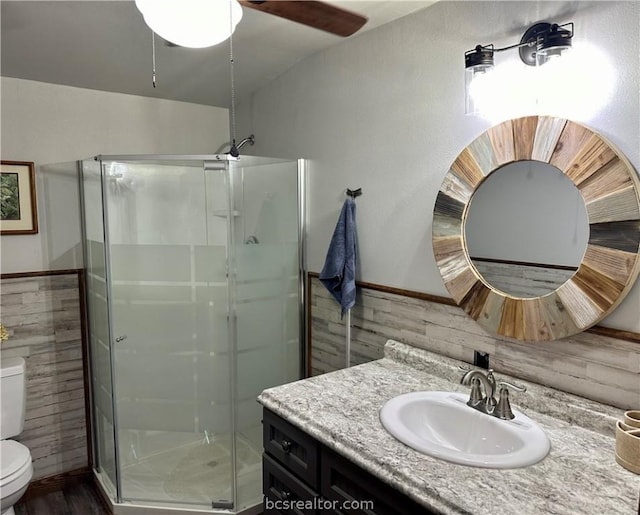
263, 409, 435, 515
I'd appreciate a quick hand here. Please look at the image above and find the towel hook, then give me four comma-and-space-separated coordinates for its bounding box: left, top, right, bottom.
346, 188, 362, 199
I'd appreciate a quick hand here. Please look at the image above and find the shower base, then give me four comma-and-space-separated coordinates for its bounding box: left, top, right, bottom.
95, 425, 263, 514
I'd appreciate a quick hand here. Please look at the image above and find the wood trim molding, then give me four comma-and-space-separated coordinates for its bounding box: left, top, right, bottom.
0, 268, 84, 280
309, 271, 455, 306
352, 278, 456, 306
586, 326, 640, 345
307, 272, 640, 344
433, 116, 640, 342
77, 268, 94, 469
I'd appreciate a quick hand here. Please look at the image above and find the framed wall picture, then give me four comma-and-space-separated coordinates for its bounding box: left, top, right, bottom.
1, 161, 38, 235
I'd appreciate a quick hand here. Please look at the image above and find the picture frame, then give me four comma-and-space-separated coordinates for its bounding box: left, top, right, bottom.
1, 161, 38, 235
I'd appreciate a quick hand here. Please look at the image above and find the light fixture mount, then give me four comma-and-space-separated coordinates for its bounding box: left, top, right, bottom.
465, 44, 495, 69
518, 22, 573, 66
519, 22, 552, 66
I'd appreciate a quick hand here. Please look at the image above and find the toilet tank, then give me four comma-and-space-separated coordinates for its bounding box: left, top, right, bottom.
1, 357, 27, 439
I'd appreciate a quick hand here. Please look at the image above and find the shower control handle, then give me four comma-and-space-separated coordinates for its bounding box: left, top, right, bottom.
281, 439, 292, 454
114, 335, 128, 343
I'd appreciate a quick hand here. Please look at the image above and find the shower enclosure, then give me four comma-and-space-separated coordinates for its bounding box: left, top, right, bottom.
79, 154, 305, 513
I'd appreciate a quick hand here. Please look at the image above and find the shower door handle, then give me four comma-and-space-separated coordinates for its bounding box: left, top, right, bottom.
114, 335, 128, 343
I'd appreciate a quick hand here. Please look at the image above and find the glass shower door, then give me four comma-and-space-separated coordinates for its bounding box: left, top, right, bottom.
229, 157, 303, 510
81, 159, 118, 498
103, 159, 234, 509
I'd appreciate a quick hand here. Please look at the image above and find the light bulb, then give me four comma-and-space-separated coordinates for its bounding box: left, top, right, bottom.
536, 43, 615, 120
135, 0, 243, 49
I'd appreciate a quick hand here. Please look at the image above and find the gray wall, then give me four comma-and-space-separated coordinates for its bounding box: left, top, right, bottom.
0, 77, 230, 275
235, 1, 640, 332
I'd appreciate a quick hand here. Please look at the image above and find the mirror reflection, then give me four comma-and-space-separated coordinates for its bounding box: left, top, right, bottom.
464, 161, 589, 298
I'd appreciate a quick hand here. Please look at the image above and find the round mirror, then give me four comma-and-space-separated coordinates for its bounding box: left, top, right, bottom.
433, 116, 640, 341
464, 161, 589, 298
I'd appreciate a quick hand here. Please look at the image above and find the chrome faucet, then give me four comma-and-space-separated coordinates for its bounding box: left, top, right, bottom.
461, 369, 497, 414
460, 369, 526, 420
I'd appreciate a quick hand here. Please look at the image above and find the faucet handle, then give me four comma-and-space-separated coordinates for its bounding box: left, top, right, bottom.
495, 381, 526, 420
466, 377, 483, 407
497, 380, 526, 393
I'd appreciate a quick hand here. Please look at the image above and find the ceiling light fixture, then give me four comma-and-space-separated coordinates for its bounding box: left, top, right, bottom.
465, 22, 574, 114
135, 0, 243, 49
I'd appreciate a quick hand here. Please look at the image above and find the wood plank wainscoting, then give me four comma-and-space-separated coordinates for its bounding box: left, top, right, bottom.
307, 273, 640, 409
0, 269, 95, 501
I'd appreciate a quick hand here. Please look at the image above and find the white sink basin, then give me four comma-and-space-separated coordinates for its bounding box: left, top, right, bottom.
379, 391, 550, 468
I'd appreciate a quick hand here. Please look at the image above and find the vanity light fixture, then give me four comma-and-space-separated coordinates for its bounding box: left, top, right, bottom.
134, 0, 243, 48
465, 22, 574, 114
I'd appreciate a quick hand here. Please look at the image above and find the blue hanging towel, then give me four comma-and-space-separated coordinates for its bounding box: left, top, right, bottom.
319, 198, 357, 317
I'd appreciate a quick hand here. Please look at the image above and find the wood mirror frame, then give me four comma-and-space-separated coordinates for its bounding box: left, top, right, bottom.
433, 116, 640, 342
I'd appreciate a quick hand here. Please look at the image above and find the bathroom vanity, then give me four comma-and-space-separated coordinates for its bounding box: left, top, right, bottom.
259, 340, 640, 514
263, 408, 432, 514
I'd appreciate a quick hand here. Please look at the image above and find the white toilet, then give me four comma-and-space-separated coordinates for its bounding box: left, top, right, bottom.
1, 358, 34, 515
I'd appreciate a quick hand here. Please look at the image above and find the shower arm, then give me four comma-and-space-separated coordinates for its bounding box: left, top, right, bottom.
236, 134, 255, 150
216, 134, 255, 156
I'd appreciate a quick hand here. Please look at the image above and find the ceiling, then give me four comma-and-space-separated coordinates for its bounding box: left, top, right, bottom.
1, 1, 435, 107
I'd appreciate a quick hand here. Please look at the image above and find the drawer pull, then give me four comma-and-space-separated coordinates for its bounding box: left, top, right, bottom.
281, 439, 292, 454
281, 489, 292, 501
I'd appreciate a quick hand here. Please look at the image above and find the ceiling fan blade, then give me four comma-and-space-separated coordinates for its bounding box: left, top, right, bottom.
238, 1, 367, 37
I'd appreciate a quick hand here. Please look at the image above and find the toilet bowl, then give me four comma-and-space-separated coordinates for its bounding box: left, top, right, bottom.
0, 440, 33, 515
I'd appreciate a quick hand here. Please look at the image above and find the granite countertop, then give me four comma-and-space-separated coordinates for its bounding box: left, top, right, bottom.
258, 340, 640, 515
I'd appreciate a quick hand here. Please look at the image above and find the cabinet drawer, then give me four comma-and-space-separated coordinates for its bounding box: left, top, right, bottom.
320, 447, 435, 515
263, 453, 319, 515
263, 409, 319, 488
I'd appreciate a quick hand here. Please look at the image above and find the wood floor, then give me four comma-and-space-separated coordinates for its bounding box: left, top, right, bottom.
15, 480, 110, 515
14, 479, 265, 515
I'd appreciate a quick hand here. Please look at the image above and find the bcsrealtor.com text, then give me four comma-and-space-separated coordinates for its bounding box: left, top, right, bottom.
264, 496, 375, 511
